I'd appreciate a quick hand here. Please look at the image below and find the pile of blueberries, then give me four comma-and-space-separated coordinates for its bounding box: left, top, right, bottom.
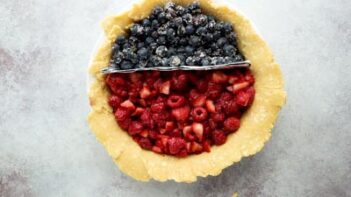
110, 2, 245, 70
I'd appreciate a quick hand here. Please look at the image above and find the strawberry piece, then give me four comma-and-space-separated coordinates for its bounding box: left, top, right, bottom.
139, 130, 149, 138
186, 142, 191, 152
228, 76, 239, 84
152, 146, 163, 154
169, 128, 181, 137
244, 70, 255, 84
115, 107, 130, 121
189, 89, 200, 101
108, 95, 123, 109
172, 74, 188, 91
191, 142, 203, 153
171, 106, 190, 122
106, 75, 126, 87
137, 137, 152, 150
150, 100, 166, 112
138, 99, 147, 107
176, 149, 188, 157
225, 101, 240, 116
192, 94, 207, 107
140, 109, 153, 128
159, 80, 171, 95
167, 95, 186, 108
192, 122, 204, 142
128, 121, 143, 135
212, 130, 227, 145
191, 107, 208, 122
207, 82, 222, 99
132, 107, 145, 117
168, 137, 186, 155
120, 100, 136, 112
182, 125, 192, 136
212, 71, 228, 83
196, 80, 208, 93
232, 82, 250, 93
140, 86, 151, 99
223, 117, 240, 133
236, 87, 255, 107
205, 100, 216, 113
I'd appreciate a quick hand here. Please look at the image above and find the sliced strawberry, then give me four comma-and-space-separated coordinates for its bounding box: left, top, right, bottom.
223, 117, 240, 133
182, 125, 192, 136
159, 80, 171, 95
191, 142, 203, 153
171, 106, 190, 122
202, 140, 211, 152
132, 107, 145, 117
233, 81, 250, 93
108, 95, 123, 109
159, 128, 167, 134
167, 95, 186, 108
205, 100, 216, 113
168, 137, 186, 155
228, 76, 239, 84
138, 99, 147, 107
120, 100, 136, 112
244, 70, 255, 84
212, 130, 227, 145
212, 71, 228, 83
207, 82, 222, 99
191, 107, 208, 122
192, 94, 206, 107
140, 86, 151, 99
152, 146, 163, 154
139, 130, 149, 138
150, 101, 166, 112
192, 122, 204, 142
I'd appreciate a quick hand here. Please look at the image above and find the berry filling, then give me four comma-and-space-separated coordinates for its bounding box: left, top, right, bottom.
106, 69, 255, 157
105, 3, 256, 157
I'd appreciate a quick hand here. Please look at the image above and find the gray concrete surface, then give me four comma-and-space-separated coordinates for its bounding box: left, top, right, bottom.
1, 0, 350, 196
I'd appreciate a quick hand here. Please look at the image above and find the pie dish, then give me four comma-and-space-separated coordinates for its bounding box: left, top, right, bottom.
88, 0, 286, 182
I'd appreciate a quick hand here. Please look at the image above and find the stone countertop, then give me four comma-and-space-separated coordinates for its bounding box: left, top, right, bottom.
0, 0, 350, 196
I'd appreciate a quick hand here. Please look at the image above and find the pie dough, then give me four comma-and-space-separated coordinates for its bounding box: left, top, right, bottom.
88, 0, 286, 182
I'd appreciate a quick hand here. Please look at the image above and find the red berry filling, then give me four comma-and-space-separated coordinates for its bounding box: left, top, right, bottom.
106, 69, 255, 157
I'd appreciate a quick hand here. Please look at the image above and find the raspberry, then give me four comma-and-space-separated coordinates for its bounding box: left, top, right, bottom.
192, 94, 206, 107
117, 118, 131, 130
223, 117, 240, 133
115, 107, 130, 121
120, 100, 136, 112
191, 107, 208, 122
108, 95, 122, 109
207, 82, 222, 99
137, 138, 152, 150
195, 80, 208, 93
211, 112, 225, 123
212, 130, 227, 145
150, 100, 166, 112
168, 137, 186, 155
167, 95, 186, 108
236, 87, 255, 107
172, 74, 188, 91
128, 121, 143, 135
212, 71, 228, 84
189, 89, 200, 101
176, 149, 188, 157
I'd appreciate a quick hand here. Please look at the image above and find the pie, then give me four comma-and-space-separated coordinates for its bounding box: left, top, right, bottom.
88, 0, 286, 182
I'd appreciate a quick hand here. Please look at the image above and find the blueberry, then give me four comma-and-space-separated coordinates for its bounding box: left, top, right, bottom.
205, 48, 212, 55
112, 51, 124, 64
161, 58, 170, 67
183, 13, 193, 25
151, 19, 160, 29
116, 36, 126, 45
203, 33, 213, 42
165, 2, 176, 11
217, 37, 227, 47
185, 46, 195, 55
169, 37, 180, 45
167, 47, 176, 56
226, 32, 237, 43
158, 12, 167, 24
120, 60, 134, 69
149, 42, 158, 51
169, 56, 181, 67
234, 54, 244, 61
177, 47, 186, 54
156, 36, 166, 45
145, 37, 155, 45
175, 5, 186, 16
194, 50, 206, 58
213, 31, 221, 40
166, 12, 175, 20
137, 42, 145, 49
112, 43, 121, 53
178, 55, 186, 63
142, 19, 151, 26
152, 6, 163, 16
201, 57, 210, 65
188, 2, 201, 14
215, 22, 224, 31
155, 46, 168, 57
193, 14, 208, 26
129, 36, 138, 44
217, 57, 225, 64
196, 26, 207, 36
151, 31, 159, 38
109, 62, 119, 69
157, 25, 168, 35
150, 55, 162, 66
185, 25, 195, 35
186, 56, 195, 65
179, 38, 188, 46
166, 28, 176, 40
137, 47, 149, 60
177, 25, 186, 36
173, 17, 183, 26
189, 35, 201, 47
208, 20, 216, 32
136, 60, 148, 68
223, 22, 233, 33
130, 24, 144, 36
223, 44, 237, 56
144, 27, 152, 35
